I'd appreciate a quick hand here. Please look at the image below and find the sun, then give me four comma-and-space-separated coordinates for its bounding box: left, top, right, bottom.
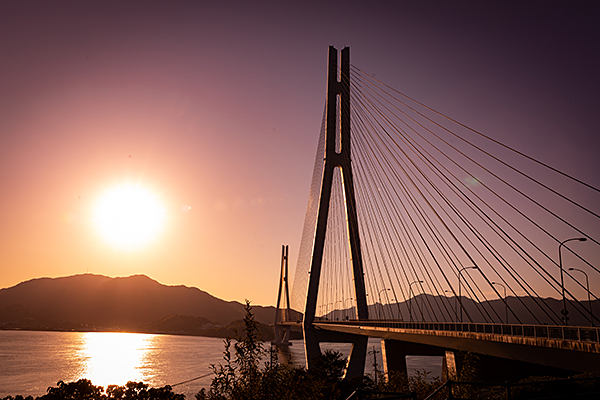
93, 184, 167, 250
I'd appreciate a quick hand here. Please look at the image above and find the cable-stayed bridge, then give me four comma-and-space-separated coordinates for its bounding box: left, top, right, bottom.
274, 47, 600, 380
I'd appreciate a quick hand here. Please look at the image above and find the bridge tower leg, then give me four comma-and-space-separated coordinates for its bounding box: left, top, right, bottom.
273, 245, 291, 346
303, 46, 369, 378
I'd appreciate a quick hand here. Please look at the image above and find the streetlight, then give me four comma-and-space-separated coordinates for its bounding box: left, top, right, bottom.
409, 280, 423, 322
459, 266, 478, 322
569, 268, 593, 327
445, 290, 458, 321
559, 238, 587, 326
492, 282, 507, 324
345, 297, 354, 320
378, 288, 390, 320
335, 300, 343, 321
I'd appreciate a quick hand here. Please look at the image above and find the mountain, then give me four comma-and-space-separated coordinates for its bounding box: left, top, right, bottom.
327, 293, 597, 326
5, 274, 592, 338
0, 274, 277, 338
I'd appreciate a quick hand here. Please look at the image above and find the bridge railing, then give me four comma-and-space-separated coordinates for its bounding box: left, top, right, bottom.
315, 319, 600, 343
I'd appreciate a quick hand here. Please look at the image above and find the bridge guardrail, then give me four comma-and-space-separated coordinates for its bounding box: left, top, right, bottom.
315, 319, 600, 343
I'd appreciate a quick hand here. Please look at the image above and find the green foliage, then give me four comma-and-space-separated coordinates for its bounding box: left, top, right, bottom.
1, 396, 35, 400
310, 349, 347, 382
196, 301, 355, 400
370, 369, 442, 399
196, 300, 267, 400
510, 372, 600, 399
195, 300, 445, 399
104, 381, 184, 400
450, 351, 479, 399
41, 380, 105, 400
0, 379, 184, 400
455, 351, 479, 382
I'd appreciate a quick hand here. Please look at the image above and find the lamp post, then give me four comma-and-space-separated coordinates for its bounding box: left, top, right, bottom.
569, 267, 593, 327
492, 282, 507, 324
409, 280, 423, 322
335, 300, 343, 321
559, 238, 587, 326
378, 288, 390, 320
345, 297, 354, 320
459, 266, 478, 322
445, 290, 458, 321
389, 299, 396, 318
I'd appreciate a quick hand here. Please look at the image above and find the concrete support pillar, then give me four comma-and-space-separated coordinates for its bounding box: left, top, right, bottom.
303, 328, 322, 370
381, 339, 408, 380
345, 335, 369, 378
304, 328, 367, 379
380, 339, 449, 381
442, 350, 457, 380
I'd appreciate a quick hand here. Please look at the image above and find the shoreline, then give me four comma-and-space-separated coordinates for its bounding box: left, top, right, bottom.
0, 327, 247, 340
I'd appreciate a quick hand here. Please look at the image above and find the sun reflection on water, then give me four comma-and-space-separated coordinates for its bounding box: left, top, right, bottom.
77, 332, 153, 388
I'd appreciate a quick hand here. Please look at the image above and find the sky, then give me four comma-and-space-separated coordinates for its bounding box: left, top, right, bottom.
0, 1, 598, 306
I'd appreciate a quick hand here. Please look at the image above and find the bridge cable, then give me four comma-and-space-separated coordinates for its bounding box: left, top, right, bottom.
351, 65, 600, 196
352, 79, 501, 322
352, 67, 596, 324
350, 76, 562, 323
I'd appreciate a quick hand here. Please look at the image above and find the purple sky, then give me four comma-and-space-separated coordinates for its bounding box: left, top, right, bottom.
0, 1, 598, 305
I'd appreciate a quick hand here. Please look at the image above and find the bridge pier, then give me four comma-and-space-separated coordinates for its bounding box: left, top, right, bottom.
305, 326, 368, 379
381, 339, 450, 380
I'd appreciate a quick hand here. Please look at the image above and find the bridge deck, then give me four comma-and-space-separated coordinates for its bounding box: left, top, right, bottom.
310, 320, 600, 372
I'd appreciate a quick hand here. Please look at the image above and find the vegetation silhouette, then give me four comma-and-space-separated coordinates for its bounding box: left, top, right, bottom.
195, 300, 442, 400
1, 380, 184, 400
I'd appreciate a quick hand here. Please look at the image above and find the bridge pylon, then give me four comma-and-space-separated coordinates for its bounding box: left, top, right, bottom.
303, 46, 369, 378
273, 245, 292, 346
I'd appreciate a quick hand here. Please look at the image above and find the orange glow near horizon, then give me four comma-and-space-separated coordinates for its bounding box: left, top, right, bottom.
93, 184, 167, 251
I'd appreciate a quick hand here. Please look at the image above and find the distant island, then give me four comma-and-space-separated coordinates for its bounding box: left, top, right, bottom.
0, 274, 278, 340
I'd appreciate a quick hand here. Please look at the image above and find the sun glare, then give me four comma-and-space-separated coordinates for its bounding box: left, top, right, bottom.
93, 184, 167, 250
78, 332, 152, 387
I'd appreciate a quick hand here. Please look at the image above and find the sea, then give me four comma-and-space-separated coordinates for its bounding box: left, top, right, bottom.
0, 330, 442, 399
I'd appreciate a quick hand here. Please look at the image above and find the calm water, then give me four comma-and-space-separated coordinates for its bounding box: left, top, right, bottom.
0, 331, 441, 399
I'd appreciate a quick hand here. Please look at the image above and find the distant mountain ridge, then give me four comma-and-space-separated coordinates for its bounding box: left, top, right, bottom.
4, 274, 595, 337
0, 274, 276, 336
327, 293, 598, 327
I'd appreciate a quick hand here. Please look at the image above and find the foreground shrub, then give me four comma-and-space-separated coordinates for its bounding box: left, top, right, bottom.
0, 379, 184, 400
194, 301, 444, 400
195, 300, 359, 400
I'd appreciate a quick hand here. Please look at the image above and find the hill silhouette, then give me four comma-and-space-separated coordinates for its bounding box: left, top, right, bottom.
4, 274, 595, 337
0, 274, 276, 337
326, 293, 597, 326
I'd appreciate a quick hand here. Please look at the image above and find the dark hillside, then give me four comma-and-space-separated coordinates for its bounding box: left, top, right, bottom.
0, 274, 276, 333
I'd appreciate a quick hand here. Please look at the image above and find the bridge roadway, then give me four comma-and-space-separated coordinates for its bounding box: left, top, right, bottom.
282, 320, 600, 373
